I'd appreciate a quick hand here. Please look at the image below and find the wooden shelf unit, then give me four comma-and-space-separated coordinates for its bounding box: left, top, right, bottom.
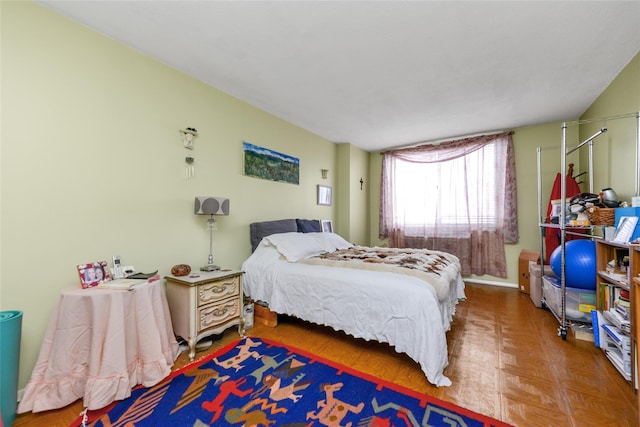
595, 239, 637, 390
632, 245, 640, 391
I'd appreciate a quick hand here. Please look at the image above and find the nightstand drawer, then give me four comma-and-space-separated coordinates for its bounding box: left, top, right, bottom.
198, 276, 239, 306
199, 297, 241, 330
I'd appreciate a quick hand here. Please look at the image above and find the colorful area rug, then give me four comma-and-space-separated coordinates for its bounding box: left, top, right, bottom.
72, 337, 512, 426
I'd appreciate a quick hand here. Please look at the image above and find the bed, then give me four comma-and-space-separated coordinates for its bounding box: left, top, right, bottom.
241, 218, 465, 387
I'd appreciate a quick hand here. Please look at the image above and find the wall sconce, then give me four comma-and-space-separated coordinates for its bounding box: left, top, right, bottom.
194, 196, 230, 271
321, 169, 329, 179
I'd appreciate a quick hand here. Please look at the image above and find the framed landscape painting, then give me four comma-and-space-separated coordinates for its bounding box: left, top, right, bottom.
243, 142, 299, 185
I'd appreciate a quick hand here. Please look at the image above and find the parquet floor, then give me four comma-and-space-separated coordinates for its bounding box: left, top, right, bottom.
12, 283, 639, 426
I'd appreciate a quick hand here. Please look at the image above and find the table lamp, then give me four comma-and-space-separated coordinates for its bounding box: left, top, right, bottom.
194, 196, 230, 271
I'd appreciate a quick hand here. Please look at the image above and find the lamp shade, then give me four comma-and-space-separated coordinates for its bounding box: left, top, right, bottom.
194, 197, 230, 215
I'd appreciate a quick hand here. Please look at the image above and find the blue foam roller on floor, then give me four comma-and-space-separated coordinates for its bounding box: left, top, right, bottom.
0, 310, 23, 427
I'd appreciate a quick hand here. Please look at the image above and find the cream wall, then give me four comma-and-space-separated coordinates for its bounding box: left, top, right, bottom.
578, 53, 640, 200
336, 143, 369, 245
1, 2, 337, 391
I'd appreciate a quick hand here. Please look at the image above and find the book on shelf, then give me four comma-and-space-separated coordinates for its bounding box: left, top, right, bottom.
613, 302, 630, 320
599, 270, 628, 284
615, 288, 630, 314
602, 325, 632, 379
633, 351, 640, 391
602, 281, 631, 305
605, 348, 632, 381
602, 309, 631, 334
599, 282, 609, 311
591, 309, 608, 348
601, 324, 631, 350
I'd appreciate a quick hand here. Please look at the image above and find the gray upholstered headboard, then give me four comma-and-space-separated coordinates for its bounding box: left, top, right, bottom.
249, 218, 321, 252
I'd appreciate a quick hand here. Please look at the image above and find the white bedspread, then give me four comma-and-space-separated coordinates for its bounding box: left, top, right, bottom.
242, 240, 465, 387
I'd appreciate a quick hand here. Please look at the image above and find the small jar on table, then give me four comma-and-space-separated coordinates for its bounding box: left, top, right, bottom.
165, 269, 245, 360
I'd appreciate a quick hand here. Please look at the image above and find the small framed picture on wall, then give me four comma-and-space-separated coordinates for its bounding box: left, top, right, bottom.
317, 185, 332, 206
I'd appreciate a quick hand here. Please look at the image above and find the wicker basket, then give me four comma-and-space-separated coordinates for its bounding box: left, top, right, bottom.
587, 206, 615, 226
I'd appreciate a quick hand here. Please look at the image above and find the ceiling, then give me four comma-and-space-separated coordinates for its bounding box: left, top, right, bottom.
39, 1, 640, 152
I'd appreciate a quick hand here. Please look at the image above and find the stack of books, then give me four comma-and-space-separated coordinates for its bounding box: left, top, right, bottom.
593, 309, 632, 381
599, 282, 631, 333
96, 273, 160, 290
603, 307, 631, 334
614, 288, 631, 319
601, 324, 632, 381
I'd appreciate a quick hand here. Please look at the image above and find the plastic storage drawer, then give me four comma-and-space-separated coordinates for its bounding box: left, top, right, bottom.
542, 275, 596, 323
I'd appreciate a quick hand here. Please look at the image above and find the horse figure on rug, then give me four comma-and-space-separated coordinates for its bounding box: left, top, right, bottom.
307, 382, 365, 427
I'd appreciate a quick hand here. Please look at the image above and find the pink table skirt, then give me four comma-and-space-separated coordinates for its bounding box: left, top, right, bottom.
18, 281, 179, 413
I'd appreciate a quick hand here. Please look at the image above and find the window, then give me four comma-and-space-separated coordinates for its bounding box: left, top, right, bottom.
380, 131, 517, 277
394, 143, 498, 232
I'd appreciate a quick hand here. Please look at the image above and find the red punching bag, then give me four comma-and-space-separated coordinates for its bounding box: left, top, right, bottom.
544, 168, 582, 264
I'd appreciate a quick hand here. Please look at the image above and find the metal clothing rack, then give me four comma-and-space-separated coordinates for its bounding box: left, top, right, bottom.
537, 111, 640, 339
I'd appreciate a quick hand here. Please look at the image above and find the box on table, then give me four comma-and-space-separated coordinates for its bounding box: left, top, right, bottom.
518, 250, 541, 294
542, 275, 596, 323
614, 207, 640, 242
529, 262, 554, 308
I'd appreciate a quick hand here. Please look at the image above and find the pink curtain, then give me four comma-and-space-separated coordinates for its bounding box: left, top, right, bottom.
380, 132, 518, 277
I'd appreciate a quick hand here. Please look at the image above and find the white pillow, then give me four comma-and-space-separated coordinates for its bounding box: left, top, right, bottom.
309, 232, 353, 252
264, 232, 325, 262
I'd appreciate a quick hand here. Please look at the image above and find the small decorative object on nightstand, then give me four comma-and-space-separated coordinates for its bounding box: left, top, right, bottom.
165, 269, 245, 361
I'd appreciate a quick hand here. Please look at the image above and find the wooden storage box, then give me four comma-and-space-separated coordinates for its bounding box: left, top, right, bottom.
518, 250, 540, 294
254, 304, 278, 327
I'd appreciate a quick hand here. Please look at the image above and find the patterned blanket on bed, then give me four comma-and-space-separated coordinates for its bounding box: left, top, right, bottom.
298, 246, 460, 300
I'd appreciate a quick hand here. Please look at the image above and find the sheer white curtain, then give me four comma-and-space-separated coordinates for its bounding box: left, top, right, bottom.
380, 132, 518, 277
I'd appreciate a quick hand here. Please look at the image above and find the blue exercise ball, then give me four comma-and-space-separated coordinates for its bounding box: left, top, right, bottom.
550, 240, 596, 289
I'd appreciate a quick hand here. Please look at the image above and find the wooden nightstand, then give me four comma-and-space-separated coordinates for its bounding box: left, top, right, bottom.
165, 269, 245, 360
